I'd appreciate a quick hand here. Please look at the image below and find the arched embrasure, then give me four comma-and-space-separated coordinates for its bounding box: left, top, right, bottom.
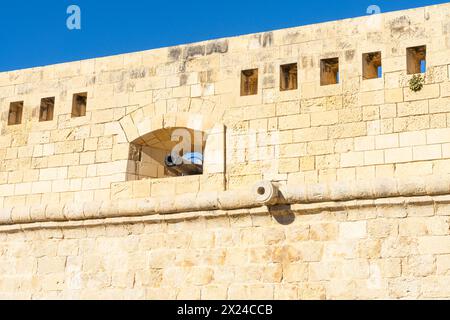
127, 127, 207, 180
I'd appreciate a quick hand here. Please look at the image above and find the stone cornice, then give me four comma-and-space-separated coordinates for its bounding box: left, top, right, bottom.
1, 175, 450, 229
0, 193, 449, 233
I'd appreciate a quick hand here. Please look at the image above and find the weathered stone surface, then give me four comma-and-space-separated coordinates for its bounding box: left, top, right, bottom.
1, 3, 450, 300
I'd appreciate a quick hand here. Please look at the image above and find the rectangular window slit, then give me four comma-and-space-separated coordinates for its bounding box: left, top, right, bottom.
240, 69, 258, 96
280, 63, 298, 91
71, 92, 87, 118
363, 51, 382, 80
8, 101, 24, 125
320, 58, 339, 85
407, 45, 426, 74
39, 97, 55, 122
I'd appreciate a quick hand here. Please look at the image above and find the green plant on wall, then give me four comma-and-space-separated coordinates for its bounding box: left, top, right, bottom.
409, 74, 425, 92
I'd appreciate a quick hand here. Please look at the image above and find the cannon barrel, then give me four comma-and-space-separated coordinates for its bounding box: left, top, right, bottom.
164, 153, 203, 176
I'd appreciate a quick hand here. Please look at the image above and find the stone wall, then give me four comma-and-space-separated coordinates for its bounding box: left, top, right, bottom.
0, 199, 449, 299
1, 3, 450, 299
1, 4, 450, 207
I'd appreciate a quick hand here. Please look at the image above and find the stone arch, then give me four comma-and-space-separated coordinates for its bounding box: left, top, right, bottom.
119, 111, 225, 180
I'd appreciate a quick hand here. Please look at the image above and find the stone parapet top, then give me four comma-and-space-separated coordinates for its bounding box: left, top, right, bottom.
0, 2, 446, 76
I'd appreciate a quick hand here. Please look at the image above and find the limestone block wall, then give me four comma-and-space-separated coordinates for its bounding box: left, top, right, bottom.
0, 4, 450, 207
0, 3, 450, 299
0, 200, 449, 299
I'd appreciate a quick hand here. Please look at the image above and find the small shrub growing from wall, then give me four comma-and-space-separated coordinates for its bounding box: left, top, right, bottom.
409, 74, 425, 92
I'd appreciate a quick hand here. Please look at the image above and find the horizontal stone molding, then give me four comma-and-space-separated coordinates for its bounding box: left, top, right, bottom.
0, 193, 450, 233
1, 175, 450, 227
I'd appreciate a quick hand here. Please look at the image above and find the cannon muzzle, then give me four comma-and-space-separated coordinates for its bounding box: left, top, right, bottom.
164, 152, 203, 176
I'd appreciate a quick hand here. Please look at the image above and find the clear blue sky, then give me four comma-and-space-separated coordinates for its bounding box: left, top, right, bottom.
0, 0, 447, 72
